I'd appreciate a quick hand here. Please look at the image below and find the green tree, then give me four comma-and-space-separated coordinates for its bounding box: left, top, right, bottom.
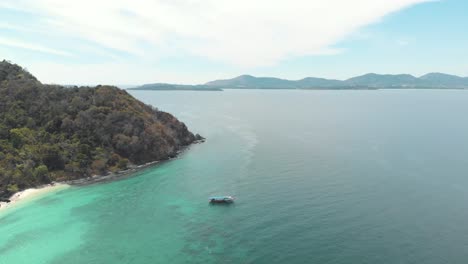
10, 127, 35, 148
33, 165, 50, 183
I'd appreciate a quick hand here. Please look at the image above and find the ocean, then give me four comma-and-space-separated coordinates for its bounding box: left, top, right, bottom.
1, 89, 468, 263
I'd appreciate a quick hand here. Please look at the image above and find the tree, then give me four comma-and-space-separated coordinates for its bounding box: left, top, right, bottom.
33, 165, 50, 183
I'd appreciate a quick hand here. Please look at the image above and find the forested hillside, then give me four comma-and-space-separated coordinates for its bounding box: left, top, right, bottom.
0, 60, 201, 199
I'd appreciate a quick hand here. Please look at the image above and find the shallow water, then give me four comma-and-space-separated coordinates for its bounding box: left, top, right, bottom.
2, 89, 468, 263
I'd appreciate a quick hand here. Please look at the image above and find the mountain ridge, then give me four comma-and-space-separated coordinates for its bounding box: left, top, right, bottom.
131, 72, 468, 90
204, 72, 468, 89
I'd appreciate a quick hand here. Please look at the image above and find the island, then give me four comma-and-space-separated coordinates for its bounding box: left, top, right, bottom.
132, 73, 468, 91
0, 60, 203, 201
128, 83, 222, 91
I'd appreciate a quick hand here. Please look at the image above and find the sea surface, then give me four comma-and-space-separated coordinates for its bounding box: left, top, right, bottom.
1, 89, 468, 263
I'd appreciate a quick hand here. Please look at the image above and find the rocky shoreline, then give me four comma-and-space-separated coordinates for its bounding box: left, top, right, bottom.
66, 137, 204, 186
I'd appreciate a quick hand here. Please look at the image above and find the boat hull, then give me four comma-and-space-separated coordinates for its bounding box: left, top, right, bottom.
209, 199, 234, 204
209, 196, 235, 204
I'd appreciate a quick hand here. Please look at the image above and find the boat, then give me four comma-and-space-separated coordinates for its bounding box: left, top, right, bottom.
209, 196, 235, 204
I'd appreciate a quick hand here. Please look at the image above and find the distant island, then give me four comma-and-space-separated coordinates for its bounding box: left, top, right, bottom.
0, 60, 203, 200
131, 73, 468, 91
128, 83, 222, 91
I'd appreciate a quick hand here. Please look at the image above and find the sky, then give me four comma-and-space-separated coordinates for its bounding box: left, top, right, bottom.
0, 0, 467, 85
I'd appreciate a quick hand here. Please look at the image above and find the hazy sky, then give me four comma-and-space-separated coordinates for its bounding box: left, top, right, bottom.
1, 0, 466, 85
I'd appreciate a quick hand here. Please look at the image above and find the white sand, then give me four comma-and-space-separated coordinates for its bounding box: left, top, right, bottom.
0, 183, 69, 212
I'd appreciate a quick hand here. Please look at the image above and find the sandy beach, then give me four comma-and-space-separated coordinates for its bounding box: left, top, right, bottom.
0, 183, 69, 213
0, 160, 166, 213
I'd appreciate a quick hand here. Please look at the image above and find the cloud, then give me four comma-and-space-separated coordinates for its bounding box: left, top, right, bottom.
3, 0, 429, 67
0, 37, 73, 57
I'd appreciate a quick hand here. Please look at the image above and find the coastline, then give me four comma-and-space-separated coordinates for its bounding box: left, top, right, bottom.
65, 160, 162, 186
0, 183, 70, 213
0, 162, 160, 214
0, 161, 158, 214
66, 139, 205, 186
0, 139, 205, 214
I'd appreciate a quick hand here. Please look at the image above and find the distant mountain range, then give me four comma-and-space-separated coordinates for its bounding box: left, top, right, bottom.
129, 72, 468, 91
128, 83, 222, 91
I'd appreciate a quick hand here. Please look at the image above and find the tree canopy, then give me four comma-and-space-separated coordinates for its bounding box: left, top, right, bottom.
0, 60, 201, 198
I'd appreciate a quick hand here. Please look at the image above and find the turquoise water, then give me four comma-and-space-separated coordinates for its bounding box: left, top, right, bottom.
2, 89, 468, 263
